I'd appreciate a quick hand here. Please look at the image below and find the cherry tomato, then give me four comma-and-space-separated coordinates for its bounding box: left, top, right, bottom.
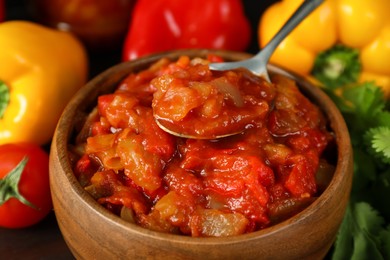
0, 143, 52, 228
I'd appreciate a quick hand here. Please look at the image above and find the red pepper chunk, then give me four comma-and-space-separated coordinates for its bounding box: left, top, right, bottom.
122, 0, 251, 60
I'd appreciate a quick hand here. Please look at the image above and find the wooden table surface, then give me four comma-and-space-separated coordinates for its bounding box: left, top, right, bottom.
0, 212, 74, 259
0, 0, 269, 258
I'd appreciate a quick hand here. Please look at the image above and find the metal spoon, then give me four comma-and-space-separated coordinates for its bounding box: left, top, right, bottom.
156, 0, 324, 139
209, 0, 324, 81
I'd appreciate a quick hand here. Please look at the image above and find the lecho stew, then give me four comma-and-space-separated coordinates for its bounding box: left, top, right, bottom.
70, 55, 335, 237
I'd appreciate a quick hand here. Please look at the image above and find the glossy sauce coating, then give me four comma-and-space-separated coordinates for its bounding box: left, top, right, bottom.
152, 56, 274, 138
71, 56, 335, 237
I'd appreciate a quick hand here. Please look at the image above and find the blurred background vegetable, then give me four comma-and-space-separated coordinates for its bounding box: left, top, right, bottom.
122, 0, 251, 61
0, 143, 51, 229
30, 0, 135, 51
259, 0, 390, 259
0, 21, 88, 145
0, 0, 4, 21
259, 0, 390, 98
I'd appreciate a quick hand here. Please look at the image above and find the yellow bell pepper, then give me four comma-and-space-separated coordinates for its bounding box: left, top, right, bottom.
0, 21, 88, 145
259, 0, 390, 97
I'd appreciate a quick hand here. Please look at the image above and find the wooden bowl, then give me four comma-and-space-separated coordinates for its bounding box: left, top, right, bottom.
49, 49, 353, 260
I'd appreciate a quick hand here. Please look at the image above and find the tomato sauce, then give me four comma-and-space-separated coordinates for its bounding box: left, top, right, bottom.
71, 55, 335, 237
152, 56, 275, 139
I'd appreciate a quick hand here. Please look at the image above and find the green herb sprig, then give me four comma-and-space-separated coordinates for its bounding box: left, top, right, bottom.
313, 46, 390, 259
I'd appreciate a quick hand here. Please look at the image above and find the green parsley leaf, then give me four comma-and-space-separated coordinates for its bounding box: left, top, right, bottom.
332, 203, 386, 260
312, 45, 361, 89
375, 111, 390, 128
326, 82, 389, 144
350, 148, 376, 197
315, 49, 390, 260
368, 171, 390, 225
379, 225, 390, 259
364, 127, 390, 164
342, 82, 385, 119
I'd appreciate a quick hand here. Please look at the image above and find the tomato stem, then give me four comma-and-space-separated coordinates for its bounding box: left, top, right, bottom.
0, 80, 10, 119
0, 157, 38, 209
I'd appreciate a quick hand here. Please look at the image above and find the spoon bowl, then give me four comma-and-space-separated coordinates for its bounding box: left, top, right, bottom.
155, 118, 243, 139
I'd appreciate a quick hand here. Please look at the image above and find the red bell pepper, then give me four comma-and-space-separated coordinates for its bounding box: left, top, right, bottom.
122, 0, 251, 61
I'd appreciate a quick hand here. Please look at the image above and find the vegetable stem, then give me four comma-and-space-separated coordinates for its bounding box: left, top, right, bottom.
312, 45, 361, 89
0, 157, 37, 209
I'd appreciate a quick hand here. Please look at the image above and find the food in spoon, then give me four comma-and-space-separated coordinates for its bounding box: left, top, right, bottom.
70, 55, 335, 237
153, 56, 275, 138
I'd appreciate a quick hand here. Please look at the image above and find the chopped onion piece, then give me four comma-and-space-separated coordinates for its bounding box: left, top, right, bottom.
211, 77, 244, 107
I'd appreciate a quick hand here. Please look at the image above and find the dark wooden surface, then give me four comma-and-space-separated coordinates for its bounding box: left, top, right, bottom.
0, 212, 74, 259
0, 0, 273, 258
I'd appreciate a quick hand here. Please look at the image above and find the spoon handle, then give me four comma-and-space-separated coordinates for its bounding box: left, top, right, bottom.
209, 0, 323, 80
256, 0, 324, 64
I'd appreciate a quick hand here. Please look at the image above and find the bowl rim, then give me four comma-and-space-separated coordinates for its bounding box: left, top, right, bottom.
51, 49, 353, 245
